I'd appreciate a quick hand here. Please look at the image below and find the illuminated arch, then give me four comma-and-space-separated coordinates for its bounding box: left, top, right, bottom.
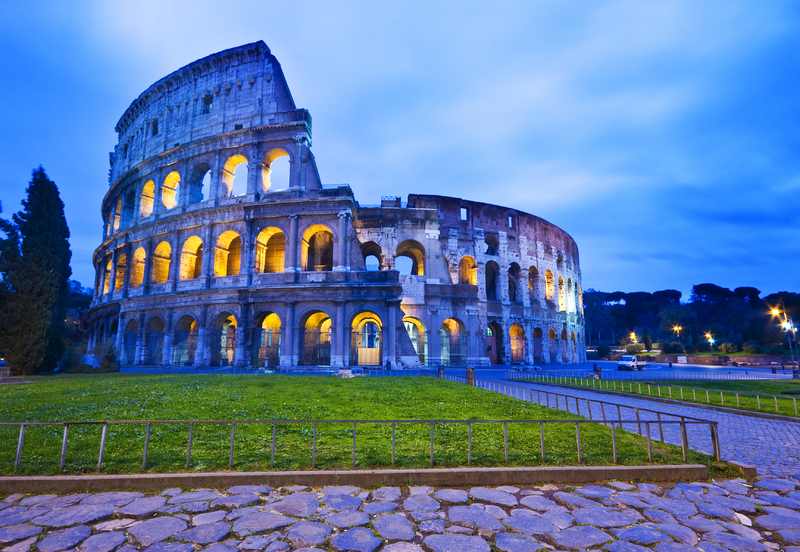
351, 311, 383, 366
172, 315, 198, 366
123, 319, 139, 364
255, 226, 285, 273
263, 148, 290, 192
161, 171, 180, 210
151, 241, 172, 284
509, 323, 525, 363
114, 252, 128, 291
140, 180, 155, 217
403, 316, 427, 364
254, 312, 282, 367
222, 154, 248, 197
214, 230, 242, 277
458, 255, 477, 285
301, 224, 334, 272
130, 247, 146, 288
145, 317, 165, 365
528, 267, 540, 300
558, 276, 567, 312
395, 240, 425, 276
545, 270, 555, 302
179, 235, 204, 280
212, 313, 238, 366
361, 241, 382, 271
440, 317, 465, 366
102, 257, 112, 295
301, 310, 332, 365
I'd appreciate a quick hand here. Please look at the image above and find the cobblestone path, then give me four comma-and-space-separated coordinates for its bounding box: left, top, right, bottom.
3, 477, 800, 551
500, 379, 800, 479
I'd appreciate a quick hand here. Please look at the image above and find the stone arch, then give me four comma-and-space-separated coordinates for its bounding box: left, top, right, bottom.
140, 179, 155, 217
151, 241, 172, 284
263, 148, 290, 192
172, 315, 199, 366
487, 321, 504, 365
548, 328, 558, 363
112, 197, 122, 232
161, 171, 181, 210
351, 311, 383, 366
558, 276, 567, 312
301, 310, 332, 365
485, 260, 500, 301
403, 316, 427, 364
458, 255, 477, 285
222, 153, 248, 197
254, 226, 285, 273
544, 269, 555, 303
253, 311, 282, 367
179, 235, 204, 280
188, 162, 212, 204
145, 316, 165, 365
528, 267, 540, 302
509, 323, 525, 363
485, 233, 499, 256
395, 240, 425, 276
533, 327, 544, 363
102, 257, 112, 295
114, 252, 128, 291
123, 319, 139, 365
214, 230, 242, 277
508, 262, 521, 304
361, 241, 383, 271
301, 224, 334, 272
440, 317, 465, 366
561, 328, 569, 363
131, 247, 146, 288
211, 312, 238, 367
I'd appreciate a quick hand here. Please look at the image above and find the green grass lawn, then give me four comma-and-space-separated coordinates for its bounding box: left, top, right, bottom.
516, 375, 800, 417
0, 375, 709, 475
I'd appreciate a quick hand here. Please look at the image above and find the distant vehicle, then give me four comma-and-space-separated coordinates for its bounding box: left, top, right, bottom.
618, 355, 645, 371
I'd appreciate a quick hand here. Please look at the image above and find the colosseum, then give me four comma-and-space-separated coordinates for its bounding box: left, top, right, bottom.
87, 41, 585, 370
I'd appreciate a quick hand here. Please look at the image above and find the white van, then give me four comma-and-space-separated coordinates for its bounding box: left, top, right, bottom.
618, 355, 645, 371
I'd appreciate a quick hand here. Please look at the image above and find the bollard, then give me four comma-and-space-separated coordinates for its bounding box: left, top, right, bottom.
466, 367, 475, 387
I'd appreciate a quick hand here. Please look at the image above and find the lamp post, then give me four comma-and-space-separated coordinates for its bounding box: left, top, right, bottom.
704, 331, 715, 351
770, 305, 798, 369
671, 324, 683, 341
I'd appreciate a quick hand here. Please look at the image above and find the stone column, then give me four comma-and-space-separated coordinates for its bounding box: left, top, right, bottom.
428, 320, 442, 366
201, 225, 214, 287
235, 304, 249, 367
524, 324, 535, 365
107, 247, 118, 300
286, 214, 299, 273
121, 243, 132, 299
332, 302, 346, 367
169, 236, 180, 292
281, 303, 295, 367
334, 210, 350, 272
211, 152, 222, 206
114, 313, 125, 363
135, 312, 146, 365
386, 302, 398, 369
142, 239, 154, 294
466, 312, 482, 366
162, 311, 174, 366
242, 219, 254, 286
194, 307, 208, 368
249, 161, 265, 196
133, 184, 142, 224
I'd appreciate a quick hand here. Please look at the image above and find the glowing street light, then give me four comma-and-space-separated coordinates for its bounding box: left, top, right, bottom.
671, 324, 683, 337
704, 331, 715, 349
768, 304, 797, 367
629, 331, 638, 344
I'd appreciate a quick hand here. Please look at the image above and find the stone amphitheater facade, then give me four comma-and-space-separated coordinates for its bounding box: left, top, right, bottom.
87, 41, 585, 370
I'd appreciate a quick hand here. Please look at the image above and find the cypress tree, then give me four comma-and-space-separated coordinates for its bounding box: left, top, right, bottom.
0, 167, 72, 374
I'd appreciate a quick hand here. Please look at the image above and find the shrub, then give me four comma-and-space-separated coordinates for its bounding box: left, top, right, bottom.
719, 342, 738, 354
741, 341, 761, 354
596, 344, 611, 359
662, 341, 685, 354
625, 343, 645, 354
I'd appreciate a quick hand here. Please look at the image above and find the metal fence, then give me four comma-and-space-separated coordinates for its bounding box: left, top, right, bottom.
512, 372, 800, 417
527, 365, 795, 381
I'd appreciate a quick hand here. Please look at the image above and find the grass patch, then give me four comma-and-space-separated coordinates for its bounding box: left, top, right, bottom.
516, 375, 800, 417
0, 374, 711, 474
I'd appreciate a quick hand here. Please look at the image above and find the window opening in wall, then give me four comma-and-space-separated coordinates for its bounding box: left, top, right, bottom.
508, 215, 514, 229
234, 123, 243, 130
485, 233, 499, 256
460, 207, 468, 221
202, 94, 213, 113
151, 119, 159, 136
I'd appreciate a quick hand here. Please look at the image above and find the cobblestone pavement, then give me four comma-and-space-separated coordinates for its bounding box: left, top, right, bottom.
3, 477, 800, 551
498, 379, 800, 479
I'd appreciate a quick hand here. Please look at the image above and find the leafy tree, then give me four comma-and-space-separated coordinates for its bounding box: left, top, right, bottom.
0, 168, 72, 374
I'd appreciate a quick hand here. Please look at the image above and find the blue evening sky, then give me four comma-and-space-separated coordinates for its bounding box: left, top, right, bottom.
1, 1, 798, 297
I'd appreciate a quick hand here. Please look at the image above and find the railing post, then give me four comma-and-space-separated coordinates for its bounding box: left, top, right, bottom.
611, 423, 618, 464
680, 417, 689, 463
186, 423, 193, 468
710, 423, 721, 462
467, 422, 472, 465
59, 424, 69, 471
503, 422, 509, 463
774, 395, 779, 413
311, 423, 317, 468
635, 409, 642, 435
351, 422, 357, 468
539, 422, 545, 464
575, 423, 583, 464
142, 423, 151, 470
429, 422, 435, 466
656, 412, 664, 442
271, 424, 276, 467
14, 423, 25, 472
228, 423, 236, 468
97, 423, 108, 471
391, 422, 397, 464
645, 422, 653, 462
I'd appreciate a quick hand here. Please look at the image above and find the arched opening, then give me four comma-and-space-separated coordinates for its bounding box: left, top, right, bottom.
123, 320, 138, 365
145, 317, 165, 365
544, 269, 555, 303
548, 328, 558, 363
395, 240, 425, 276
179, 236, 204, 280
112, 197, 122, 232
301, 224, 334, 272
556, 253, 564, 271
485, 233, 499, 256
487, 321, 504, 365
528, 267, 539, 302
114, 253, 128, 291
140, 180, 155, 218
131, 247, 146, 288
485, 260, 499, 301
212, 314, 237, 367
508, 263, 521, 303
351, 311, 383, 366
558, 276, 566, 312
172, 316, 198, 366
188, 163, 211, 204
161, 171, 180, 210
458, 256, 477, 285
567, 279, 574, 312
561, 328, 569, 363
578, 285, 584, 313
263, 148, 290, 192
101, 258, 112, 295
253, 312, 281, 368
440, 318, 465, 366
533, 327, 544, 363
214, 230, 242, 277
403, 316, 427, 364
222, 154, 248, 197
509, 323, 525, 363
151, 241, 172, 284
254, 227, 285, 273
301, 311, 332, 365
361, 241, 382, 271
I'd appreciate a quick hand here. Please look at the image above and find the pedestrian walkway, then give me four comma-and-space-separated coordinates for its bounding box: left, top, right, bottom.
499, 377, 800, 478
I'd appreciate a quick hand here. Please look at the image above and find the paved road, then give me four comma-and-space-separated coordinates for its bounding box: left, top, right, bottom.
491, 377, 800, 478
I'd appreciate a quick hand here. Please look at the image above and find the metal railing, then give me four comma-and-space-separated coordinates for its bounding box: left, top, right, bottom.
511, 372, 800, 417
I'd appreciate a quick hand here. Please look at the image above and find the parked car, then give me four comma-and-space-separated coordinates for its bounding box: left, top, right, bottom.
617, 354, 646, 371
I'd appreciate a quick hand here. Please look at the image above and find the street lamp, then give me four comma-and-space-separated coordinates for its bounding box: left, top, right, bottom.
629, 331, 638, 344
770, 305, 798, 366
671, 324, 683, 338
704, 331, 715, 350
